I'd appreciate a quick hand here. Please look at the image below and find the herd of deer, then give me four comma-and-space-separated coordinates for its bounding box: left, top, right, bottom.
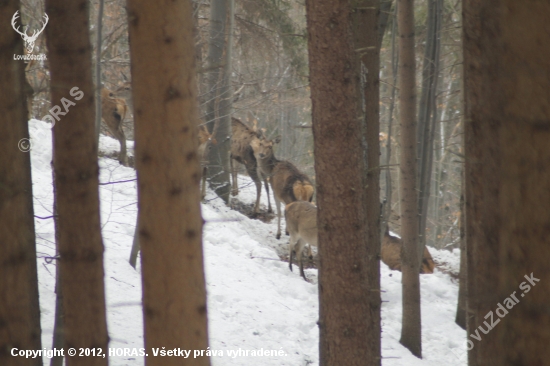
100, 84, 434, 281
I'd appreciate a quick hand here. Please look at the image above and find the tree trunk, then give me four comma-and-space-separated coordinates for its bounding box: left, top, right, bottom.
50, 162, 65, 366
463, 1, 550, 365
307, 0, 378, 364
378, 0, 393, 47
397, 0, 421, 358
355, 1, 382, 364
455, 169, 466, 329
94, 0, 105, 143
382, 4, 398, 236
417, 0, 442, 260
0, 1, 43, 364
45, 1, 109, 365
205, 0, 232, 203
127, 1, 211, 365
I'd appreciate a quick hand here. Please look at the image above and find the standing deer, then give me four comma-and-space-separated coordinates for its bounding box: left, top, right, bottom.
198, 125, 216, 200
101, 87, 129, 166
251, 137, 314, 239
230, 117, 274, 215
285, 201, 318, 280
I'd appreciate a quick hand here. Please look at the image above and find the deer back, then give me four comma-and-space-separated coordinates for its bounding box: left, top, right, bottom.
285, 201, 318, 248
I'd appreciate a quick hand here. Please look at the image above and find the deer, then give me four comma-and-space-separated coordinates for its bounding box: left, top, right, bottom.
250, 136, 314, 239
381, 228, 435, 274
101, 87, 129, 166
198, 125, 216, 200
285, 201, 318, 280
230, 117, 275, 215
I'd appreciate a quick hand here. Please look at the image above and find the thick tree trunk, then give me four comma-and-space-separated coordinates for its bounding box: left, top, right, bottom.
397, 0, 422, 358
127, 1, 211, 365
0, 2, 43, 364
307, 0, 378, 364
463, 1, 550, 365
45, 1, 110, 365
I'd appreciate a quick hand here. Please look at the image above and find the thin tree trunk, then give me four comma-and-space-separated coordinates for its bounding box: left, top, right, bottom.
0, 1, 43, 364
397, 0, 421, 358
355, 0, 382, 364
129, 215, 140, 268
382, 5, 398, 236
94, 0, 105, 143
205, 0, 231, 203
306, 0, 377, 364
455, 168, 466, 329
50, 162, 64, 366
45, 1, 109, 365
417, 0, 442, 261
464, 1, 550, 365
127, 1, 211, 365
378, 0, 393, 48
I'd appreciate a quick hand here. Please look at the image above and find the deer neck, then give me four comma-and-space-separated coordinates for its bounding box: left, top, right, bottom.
257, 154, 278, 175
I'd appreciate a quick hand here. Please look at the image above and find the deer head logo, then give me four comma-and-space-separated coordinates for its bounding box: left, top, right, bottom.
11, 11, 48, 53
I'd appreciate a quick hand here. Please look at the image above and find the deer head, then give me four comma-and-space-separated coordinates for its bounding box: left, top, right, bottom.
12, 11, 48, 53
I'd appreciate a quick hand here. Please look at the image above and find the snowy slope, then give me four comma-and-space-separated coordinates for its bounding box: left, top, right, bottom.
28, 119, 466, 365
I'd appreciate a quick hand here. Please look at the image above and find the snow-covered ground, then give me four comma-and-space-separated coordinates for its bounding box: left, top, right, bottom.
28, 119, 467, 365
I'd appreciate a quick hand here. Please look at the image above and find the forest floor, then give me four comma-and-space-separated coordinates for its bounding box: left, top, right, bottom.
29, 119, 467, 365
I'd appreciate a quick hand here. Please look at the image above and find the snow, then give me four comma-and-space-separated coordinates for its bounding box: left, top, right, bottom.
28, 119, 467, 365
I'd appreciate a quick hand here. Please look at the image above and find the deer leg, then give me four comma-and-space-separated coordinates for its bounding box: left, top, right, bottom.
201, 166, 207, 200
230, 157, 238, 196
288, 236, 299, 272
264, 179, 272, 213
253, 178, 262, 215
275, 196, 282, 239
296, 239, 307, 280
115, 128, 128, 166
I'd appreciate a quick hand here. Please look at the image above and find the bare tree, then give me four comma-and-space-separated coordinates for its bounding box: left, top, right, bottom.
205, 0, 232, 202
127, 0, 211, 365
306, 0, 380, 364
397, 0, 421, 358
45, 0, 109, 364
463, 1, 550, 364
0, 1, 42, 364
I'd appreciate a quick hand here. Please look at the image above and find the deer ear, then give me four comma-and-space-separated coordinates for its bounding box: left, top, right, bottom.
274, 135, 281, 144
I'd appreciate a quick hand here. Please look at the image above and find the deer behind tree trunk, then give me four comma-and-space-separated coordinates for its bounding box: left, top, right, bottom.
101, 88, 128, 166
381, 229, 435, 274
285, 201, 318, 280
251, 137, 314, 239
198, 125, 216, 200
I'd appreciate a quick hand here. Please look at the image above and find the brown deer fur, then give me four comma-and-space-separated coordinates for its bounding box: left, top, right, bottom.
285, 201, 318, 280
101, 88, 128, 166
381, 229, 435, 274
198, 125, 216, 200
230, 117, 273, 214
251, 137, 314, 239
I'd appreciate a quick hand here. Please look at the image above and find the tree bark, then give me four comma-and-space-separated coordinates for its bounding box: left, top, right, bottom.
205, 0, 232, 203
46, 1, 109, 365
463, 1, 550, 365
355, 0, 382, 364
127, 1, 211, 365
455, 169, 466, 329
307, 0, 377, 364
0, 1, 43, 364
397, 0, 422, 358
417, 0, 442, 260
